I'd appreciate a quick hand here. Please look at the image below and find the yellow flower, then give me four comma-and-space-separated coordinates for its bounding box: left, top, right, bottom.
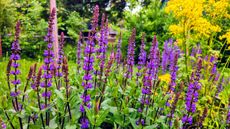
220, 29, 230, 46
158, 74, 171, 84
165, 0, 226, 42
169, 25, 184, 35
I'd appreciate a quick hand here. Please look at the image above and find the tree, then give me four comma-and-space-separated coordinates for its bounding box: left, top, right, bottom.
58, 0, 127, 23
0, 0, 16, 36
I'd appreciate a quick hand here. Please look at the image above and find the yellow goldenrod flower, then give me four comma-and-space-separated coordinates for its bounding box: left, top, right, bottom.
158, 74, 171, 84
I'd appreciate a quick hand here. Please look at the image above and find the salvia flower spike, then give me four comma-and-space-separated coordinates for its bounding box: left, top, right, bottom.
125, 28, 136, 79
80, 32, 95, 129
116, 32, 122, 68
42, 8, 56, 126
136, 33, 147, 78
182, 58, 202, 127
77, 32, 83, 71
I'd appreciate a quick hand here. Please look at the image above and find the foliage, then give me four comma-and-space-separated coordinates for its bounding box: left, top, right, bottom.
64, 11, 88, 40
58, 0, 127, 23
165, 0, 230, 51
0, 0, 16, 35
121, 0, 174, 59
0, 2, 230, 129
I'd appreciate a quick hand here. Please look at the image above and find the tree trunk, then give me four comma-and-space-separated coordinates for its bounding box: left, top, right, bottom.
50, 0, 58, 63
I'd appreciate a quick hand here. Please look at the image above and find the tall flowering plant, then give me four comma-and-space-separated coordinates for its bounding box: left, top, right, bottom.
125, 28, 136, 79
136, 33, 147, 79
41, 8, 56, 126
116, 32, 122, 68
9, 20, 23, 129
182, 58, 202, 128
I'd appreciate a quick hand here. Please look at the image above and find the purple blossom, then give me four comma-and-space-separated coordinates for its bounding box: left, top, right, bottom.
1, 121, 6, 129
10, 21, 21, 99
136, 35, 160, 127
183, 59, 202, 127
227, 110, 230, 124
216, 77, 224, 97
56, 32, 65, 91
80, 6, 98, 127
167, 83, 183, 127
116, 33, 122, 66
91, 5, 99, 33
168, 48, 179, 92
80, 104, 85, 112
162, 39, 173, 73
42, 8, 56, 111
10, 91, 21, 97
136, 33, 147, 77
147, 35, 160, 80
42, 91, 52, 98
81, 94, 91, 103
125, 28, 136, 79
77, 32, 83, 67
80, 118, 89, 129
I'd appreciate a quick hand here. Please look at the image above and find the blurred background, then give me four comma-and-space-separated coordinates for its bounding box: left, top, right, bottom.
0, 0, 229, 67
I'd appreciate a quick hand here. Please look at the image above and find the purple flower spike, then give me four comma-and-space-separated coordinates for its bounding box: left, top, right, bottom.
168, 47, 179, 92
41, 8, 56, 115
1, 121, 6, 129
80, 118, 89, 129
162, 39, 173, 73
9, 20, 22, 113
183, 59, 202, 127
125, 28, 136, 79
136, 35, 160, 127
91, 5, 99, 32
56, 32, 65, 91
136, 33, 147, 77
116, 32, 122, 67
97, 14, 108, 75
77, 32, 83, 68
215, 77, 224, 97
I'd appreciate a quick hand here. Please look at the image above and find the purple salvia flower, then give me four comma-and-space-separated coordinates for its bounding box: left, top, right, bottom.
215, 76, 224, 97
162, 41, 169, 73
168, 48, 179, 92
91, 5, 99, 33
136, 35, 159, 127
116, 32, 122, 67
136, 33, 147, 77
227, 98, 230, 125
227, 111, 230, 124
183, 59, 202, 127
167, 82, 183, 127
57, 32, 65, 71
98, 14, 108, 71
162, 39, 173, 73
77, 32, 83, 68
1, 121, 6, 129
41, 8, 56, 115
56, 32, 65, 90
190, 48, 196, 57
80, 29, 96, 128
198, 107, 208, 128
80, 118, 89, 129
10, 21, 21, 98
147, 35, 160, 80
9, 21, 23, 116
125, 28, 136, 79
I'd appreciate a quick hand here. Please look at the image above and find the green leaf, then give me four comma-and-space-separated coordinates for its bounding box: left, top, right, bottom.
144, 124, 158, 129
54, 89, 64, 100
48, 117, 58, 129
96, 109, 109, 126
65, 124, 76, 129
85, 107, 95, 125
